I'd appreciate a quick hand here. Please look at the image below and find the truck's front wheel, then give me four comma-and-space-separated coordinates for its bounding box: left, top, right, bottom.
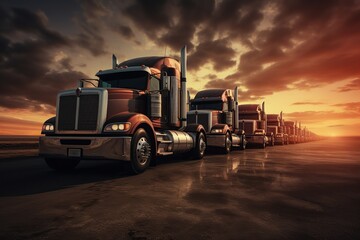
44, 158, 80, 171
130, 128, 152, 174
223, 132, 232, 154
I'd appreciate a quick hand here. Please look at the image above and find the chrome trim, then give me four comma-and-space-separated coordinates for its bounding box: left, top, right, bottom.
39, 136, 131, 161
75, 96, 80, 130
55, 88, 108, 134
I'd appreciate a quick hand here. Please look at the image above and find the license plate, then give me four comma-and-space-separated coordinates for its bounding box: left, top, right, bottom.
68, 148, 82, 158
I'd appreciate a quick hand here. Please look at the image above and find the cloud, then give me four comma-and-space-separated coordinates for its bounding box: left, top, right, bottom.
0, 6, 88, 113
188, 39, 236, 71
338, 78, 360, 92
328, 124, 345, 127
228, 0, 360, 99
285, 110, 360, 124
292, 102, 325, 105
332, 102, 360, 112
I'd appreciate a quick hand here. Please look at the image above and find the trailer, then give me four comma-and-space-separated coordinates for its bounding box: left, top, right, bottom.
39, 46, 209, 174
187, 87, 247, 153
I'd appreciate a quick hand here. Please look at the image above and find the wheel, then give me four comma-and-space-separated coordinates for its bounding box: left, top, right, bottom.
191, 132, 206, 159
240, 135, 246, 150
223, 132, 232, 154
45, 158, 80, 171
261, 139, 266, 149
130, 128, 152, 174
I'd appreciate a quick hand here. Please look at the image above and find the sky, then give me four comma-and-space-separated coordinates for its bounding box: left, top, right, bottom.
0, 0, 359, 136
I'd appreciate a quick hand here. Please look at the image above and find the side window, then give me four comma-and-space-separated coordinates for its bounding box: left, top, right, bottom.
150, 76, 160, 91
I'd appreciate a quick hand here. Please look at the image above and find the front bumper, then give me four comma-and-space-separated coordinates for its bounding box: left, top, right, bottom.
207, 134, 226, 147
39, 136, 132, 161
274, 137, 284, 144
246, 135, 265, 144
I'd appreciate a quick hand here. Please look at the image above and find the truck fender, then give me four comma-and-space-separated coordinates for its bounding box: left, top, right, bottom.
183, 123, 207, 143
210, 124, 231, 136
43, 116, 56, 125
103, 112, 157, 150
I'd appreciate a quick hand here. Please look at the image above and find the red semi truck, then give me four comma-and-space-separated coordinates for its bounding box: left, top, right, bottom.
187, 87, 247, 153
267, 112, 289, 145
238, 102, 274, 148
39, 46, 211, 174
284, 120, 297, 144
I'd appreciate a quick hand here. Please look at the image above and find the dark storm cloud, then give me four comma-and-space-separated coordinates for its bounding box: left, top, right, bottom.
123, 0, 215, 50
0, 6, 88, 112
234, 0, 360, 98
188, 39, 236, 71
338, 79, 360, 92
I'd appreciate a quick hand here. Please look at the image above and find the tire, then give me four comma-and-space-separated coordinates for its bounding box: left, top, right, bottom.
261, 139, 266, 149
223, 132, 232, 154
45, 158, 80, 171
240, 135, 246, 150
130, 128, 152, 174
191, 132, 206, 160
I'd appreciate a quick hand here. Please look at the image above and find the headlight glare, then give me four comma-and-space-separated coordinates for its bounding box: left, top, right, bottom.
104, 122, 131, 132
211, 128, 223, 133
42, 123, 55, 133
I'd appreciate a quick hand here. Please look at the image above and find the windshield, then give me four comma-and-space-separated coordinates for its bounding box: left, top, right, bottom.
99, 71, 148, 90
190, 101, 223, 111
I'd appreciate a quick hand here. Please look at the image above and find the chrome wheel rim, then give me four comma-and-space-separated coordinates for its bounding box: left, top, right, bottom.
136, 137, 151, 166
199, 137, 206, 155
225, 135, 231, 151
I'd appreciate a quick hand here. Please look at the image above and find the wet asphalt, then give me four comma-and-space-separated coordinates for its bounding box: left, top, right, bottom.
0, 137, 360, 240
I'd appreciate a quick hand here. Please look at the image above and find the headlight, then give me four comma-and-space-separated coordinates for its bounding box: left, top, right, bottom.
42, 123, 55, 134
211, 128, 223, 133
104, 122, 131, 132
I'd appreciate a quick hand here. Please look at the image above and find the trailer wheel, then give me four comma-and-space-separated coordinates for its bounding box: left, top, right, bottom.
45, 158, 80, 171
223, 132, 232, 154
130, 128, 152, 174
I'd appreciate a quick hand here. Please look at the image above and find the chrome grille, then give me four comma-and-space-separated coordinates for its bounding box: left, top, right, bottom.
58, 95, 77, 130
78, 95, 99, 130
58, 94, 99, 131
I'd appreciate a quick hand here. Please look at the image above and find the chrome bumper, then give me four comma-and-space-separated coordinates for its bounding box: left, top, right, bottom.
246, 135, 264, 144
39, 136, 131, 161
206, 134, 226, 147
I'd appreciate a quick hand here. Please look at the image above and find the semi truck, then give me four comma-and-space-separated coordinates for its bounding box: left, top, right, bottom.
284, 120, 297, 144
187, 87, 247, 153
267, 112, 289, 145
39, 46, 210, 174
238, 102, 273, 148
267, 113, 284, 145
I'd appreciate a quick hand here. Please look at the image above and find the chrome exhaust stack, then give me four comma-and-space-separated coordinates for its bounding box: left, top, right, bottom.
180, 46, 187, 127
234, 86, 239, 129
112, 54, 118, 69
